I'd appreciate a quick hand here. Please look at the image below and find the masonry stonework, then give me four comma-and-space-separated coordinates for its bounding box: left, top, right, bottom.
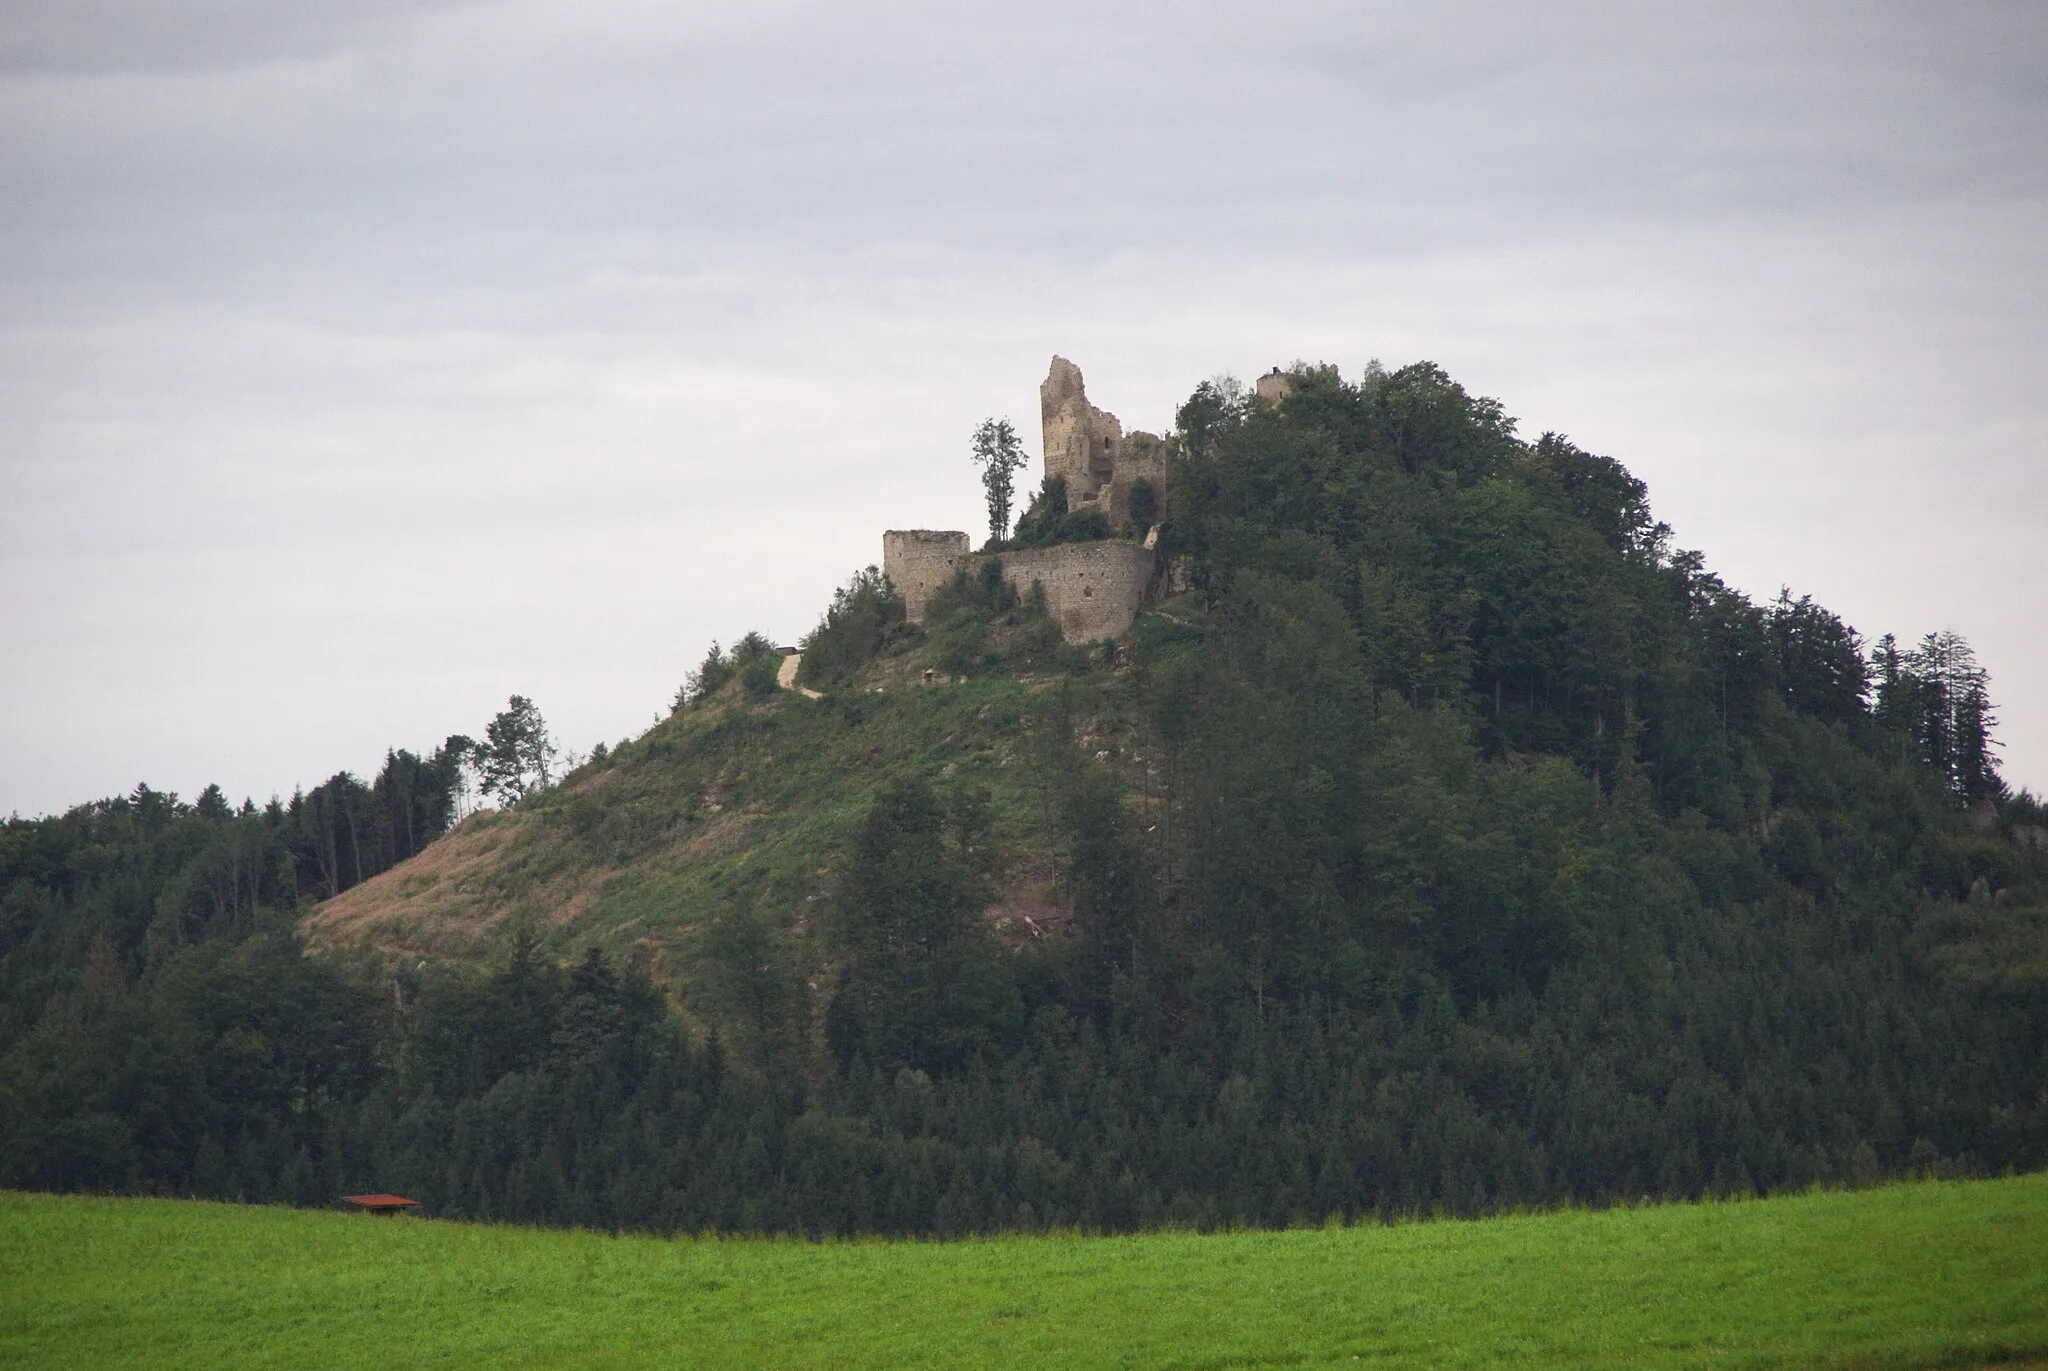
882, 529, 970, 621
1255, 367, 1296, 407
1040, 356, 1166, 530
990, 541, 1157, 643
885, 357, 1173, 645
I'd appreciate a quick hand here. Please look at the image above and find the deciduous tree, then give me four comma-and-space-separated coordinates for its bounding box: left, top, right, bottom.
970, 417, 1027, 545
476, 695, 556, 806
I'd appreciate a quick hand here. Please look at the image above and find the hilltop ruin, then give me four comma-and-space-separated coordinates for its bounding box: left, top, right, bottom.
884, 357, 1165, 644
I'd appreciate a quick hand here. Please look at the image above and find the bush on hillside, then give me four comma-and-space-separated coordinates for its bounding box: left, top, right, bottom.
921, 560, 1080, 677
1010, 474, 1067, 546
1007, 476, 1114, 549
680, 631, 782, 709
797, 567, 902, 691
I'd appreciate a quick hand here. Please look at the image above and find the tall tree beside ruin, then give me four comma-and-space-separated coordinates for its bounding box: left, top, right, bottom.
970, 417, 1027, 544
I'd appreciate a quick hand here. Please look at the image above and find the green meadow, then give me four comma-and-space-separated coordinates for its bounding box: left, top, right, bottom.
4, 1175, 2045, 1369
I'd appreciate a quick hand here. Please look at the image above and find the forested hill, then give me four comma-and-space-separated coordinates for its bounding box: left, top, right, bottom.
4, 360, 2045, 1235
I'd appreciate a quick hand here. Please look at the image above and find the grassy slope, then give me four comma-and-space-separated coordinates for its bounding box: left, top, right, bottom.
5, 1174, 2045, 1369
305, 643, 1137, 1020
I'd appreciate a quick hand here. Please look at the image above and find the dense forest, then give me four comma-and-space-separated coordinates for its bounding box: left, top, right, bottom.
4, 361, 2045, 1235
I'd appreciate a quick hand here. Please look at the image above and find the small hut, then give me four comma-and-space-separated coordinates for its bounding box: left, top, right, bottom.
343, 1193, 420, 1216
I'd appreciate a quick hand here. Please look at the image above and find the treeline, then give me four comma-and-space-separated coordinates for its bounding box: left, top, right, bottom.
0, 691, 568, 1051
5, 759, 2041, 1232
4, 359, 2045, 1234
0, 745, 462, 1014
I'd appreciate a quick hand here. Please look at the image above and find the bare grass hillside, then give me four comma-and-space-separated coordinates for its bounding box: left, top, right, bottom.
299, 638, 1142, 1044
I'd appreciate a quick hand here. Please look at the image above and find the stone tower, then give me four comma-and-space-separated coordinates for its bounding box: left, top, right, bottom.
1255, 367, 1296, 407
1038, 356, 1165, 530
1041, 356, 1124, 506
879, 529, 970, 621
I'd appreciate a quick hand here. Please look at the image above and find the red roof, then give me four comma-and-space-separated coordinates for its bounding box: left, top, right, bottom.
343, 1194, 419, 1208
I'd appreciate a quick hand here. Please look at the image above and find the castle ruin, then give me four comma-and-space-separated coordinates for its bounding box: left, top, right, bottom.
880, 529, 973, 622
884, 357, 1165, 643
1040, 356, 1168, 531
1255, 367, 1296, 408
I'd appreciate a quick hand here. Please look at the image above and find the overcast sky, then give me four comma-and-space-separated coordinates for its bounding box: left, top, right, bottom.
3, 0, 2044, 818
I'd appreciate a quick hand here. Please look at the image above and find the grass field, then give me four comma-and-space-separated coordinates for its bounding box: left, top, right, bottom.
4, 1175, 2045, 1369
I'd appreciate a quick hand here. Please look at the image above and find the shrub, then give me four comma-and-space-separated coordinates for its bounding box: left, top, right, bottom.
797, 567, 901, 691
682, 631, 783, 707
679, 643, 734, 710
731, 633, 781, 699
742, 655, 781, 698
928, 563, 1017, 623
1128, 477, 1158, 529
931, 606, 993, 676
1013, 478, 1116, 549
1010, 475, 1068, 548
1060, 507, 1112, 543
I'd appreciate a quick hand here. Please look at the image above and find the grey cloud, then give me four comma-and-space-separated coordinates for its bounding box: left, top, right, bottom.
10, 1, 2044, 282
3, 0, 2046, 814
0, 0, 478, 73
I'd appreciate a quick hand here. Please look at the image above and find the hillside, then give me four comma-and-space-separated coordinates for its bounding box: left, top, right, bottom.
301, 651, 1149, 1046
5, 1177, 2046, 1369
4, 357, 2046, 1231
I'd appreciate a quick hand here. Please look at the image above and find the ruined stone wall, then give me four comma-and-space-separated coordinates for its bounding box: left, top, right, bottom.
1255, 368, 1296, 407
888, 530, 1155, 643
1107, 431, 1168, 530
883, 360, 1163, 644
1040, 356, 1125, 509
882, 529, 970, 621
1038, 355, 1171, 530
989, 541, 1156, 643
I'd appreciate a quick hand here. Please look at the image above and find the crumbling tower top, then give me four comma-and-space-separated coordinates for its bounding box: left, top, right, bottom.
1037, 356, 1164, 531
1040, 356, 1125, 505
